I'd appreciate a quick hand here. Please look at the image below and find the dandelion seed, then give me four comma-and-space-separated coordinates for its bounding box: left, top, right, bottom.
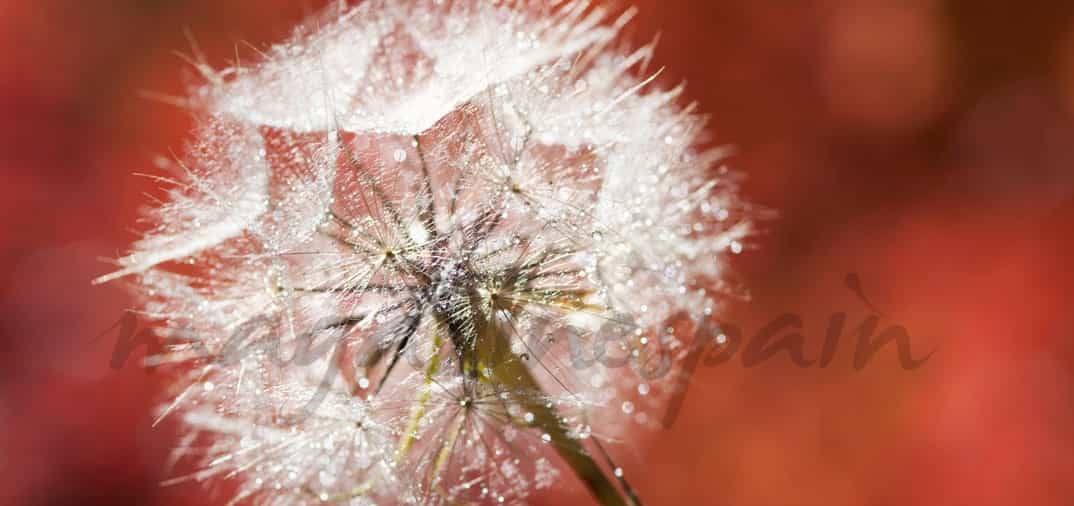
98, 1, 752, 505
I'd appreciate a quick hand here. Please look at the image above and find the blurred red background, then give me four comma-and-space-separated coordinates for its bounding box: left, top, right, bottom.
3, 0, 1074, 505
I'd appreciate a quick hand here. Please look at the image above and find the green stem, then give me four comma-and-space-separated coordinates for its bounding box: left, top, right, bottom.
470, 291, 638, 506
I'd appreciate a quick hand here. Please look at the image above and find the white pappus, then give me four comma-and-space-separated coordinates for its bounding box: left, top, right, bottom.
97, 1, 753, 505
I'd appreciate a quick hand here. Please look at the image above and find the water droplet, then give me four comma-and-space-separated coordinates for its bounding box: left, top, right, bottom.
637, 383, 650, 396
621, 401, 634, 414
393, 148, 407, 162
614, 467, 624, 478
202, 381, 215, 392
541, 433, 552, 443
523, 412, 535, 424
730, 240, 743, 254
357, 377, 370, 389
576, 424, 593, 439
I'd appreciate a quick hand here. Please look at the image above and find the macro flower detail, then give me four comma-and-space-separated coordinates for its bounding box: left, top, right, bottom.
97, 1, 751, 505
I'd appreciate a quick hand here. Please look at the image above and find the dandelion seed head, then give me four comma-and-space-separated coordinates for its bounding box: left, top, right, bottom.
101, 1, 753, 504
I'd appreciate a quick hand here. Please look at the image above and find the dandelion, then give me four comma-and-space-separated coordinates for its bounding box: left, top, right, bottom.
97, 1, 752, 504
